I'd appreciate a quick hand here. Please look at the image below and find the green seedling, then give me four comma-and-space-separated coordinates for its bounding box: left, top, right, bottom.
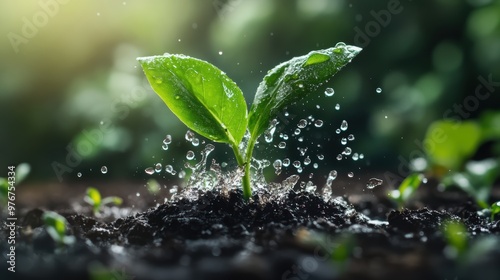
138, 43, 361, 200
85, 187, 123, 215
388, 173, 423, 209
42, 211, 75, 246
0, 163, 30, 205
490, 201, 500, 221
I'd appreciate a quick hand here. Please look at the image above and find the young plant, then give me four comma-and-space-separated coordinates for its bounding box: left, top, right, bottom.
85, 187, 123, 216
442, 220, 468, 260
0, 163, 30, 205
138, 43, 361, 199
42, 211, 75, 247
388, 173, 423, 209
491, 201, 500, 221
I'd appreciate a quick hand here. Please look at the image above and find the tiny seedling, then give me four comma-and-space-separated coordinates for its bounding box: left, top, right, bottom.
138, 43, 361, 199
0, 163, 30, 205
42, 211, 75, 247
388, 173, 423, 209
491, 201, 500, 221
85, 187, 123, 215
443, 220, 468, 260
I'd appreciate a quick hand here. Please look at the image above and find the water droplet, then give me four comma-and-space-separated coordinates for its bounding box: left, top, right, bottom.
169, 185, 178, 194
352, 153, 359, 161
336, 154, 343, 161
155, 163, 162, 173
376, 87, 382, 93
305, 182, 316, 193
314, 120, 323, 127
341, 138, 347, 145
163, 135, 172, 145
317, 154, 324, 160
136, 192, 140, 197
366, 178, 383, 189
165, 165, 174, 174
348, 134, 355, 141
186, 151, 195, 160
348, 172, 354, 178
297, 119, 307, 128
162, 144, 169, 150
335, 103, 340, 110
313, 163, 318, 169
322, 185, 332, 201
185, 130, 195, 142
324, 87, 335, 97
273, 159, 282, 175
303, 156, 311, 165
316, 105, 320, 109
145, 167, 155, 175
264, 119, 278, 143
77, 172, 82, 178
359, 153, 365, 159
97, 12, 101, 16
298, 83, 304, 88
298, 147, 308, 156
294, 128, 301, 135
278, 142, 286, 149
298, 137, 304, 142
178, 170, 186, 178
293, 161, 301, 168
282, 134, 289, 140
100, 120, 104, 125
340, 120, 348, 131
192, 138, 200, 146
218, 51, 223, 55
325, 170, 337, 187
101, 166, 108, 174
155, 78, 163, 84
282, 158, 290, 167
343, 147, 352, 156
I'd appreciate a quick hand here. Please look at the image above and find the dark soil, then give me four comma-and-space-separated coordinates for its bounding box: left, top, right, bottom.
2, 186, 500, 280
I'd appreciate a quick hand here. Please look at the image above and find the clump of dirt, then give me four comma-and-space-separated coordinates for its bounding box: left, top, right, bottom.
2, 188, 500, 280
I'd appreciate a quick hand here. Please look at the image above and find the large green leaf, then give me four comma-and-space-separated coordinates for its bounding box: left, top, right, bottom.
248, 43, 362, 138
424, 120, 481, 171
138, 54, 247, 146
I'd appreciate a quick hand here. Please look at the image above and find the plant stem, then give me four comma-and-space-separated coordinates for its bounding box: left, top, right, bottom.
231, 142, 251, 200
242, 136, 257, 200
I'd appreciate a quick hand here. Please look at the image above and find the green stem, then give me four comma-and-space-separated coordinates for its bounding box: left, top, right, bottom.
242, 136, 257, 200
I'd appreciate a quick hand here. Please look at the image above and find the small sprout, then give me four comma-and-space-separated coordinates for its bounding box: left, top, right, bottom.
491, 201, 500, 221
138, 43, 361, 200
85, 187, 122, 216
0, 163, 30, 205
388, 173, 423, 209
42, 211, 75, 246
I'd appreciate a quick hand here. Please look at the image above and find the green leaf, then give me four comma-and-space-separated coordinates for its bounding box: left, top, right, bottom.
480, 110, 500, 141
443, 220, 467, 257
389, 173, 423, 208
491, 201, 500, 220
15, 163, 31, 184
102, 196, 123, 206
43, 211, 68, 240
424, 120, 481, 171
0, 178, 7, 200
138, 54, 247, 146
85, 187, 102, 213
444, 158, 500, 207
248, 43, 362, 139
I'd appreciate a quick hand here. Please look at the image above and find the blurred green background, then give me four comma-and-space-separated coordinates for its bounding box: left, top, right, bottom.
1, 0, 499, 185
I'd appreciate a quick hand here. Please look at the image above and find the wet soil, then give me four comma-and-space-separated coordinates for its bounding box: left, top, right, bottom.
1, 185, 500, 280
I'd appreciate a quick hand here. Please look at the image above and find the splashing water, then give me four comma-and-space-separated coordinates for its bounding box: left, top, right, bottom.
366, 178, 383, 189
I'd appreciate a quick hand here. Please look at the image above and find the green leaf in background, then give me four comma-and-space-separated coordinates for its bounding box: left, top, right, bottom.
443, 158, 500, 208
0, 178, 7, 200
138, 54, 248, 147
43, 211, 75, 245
491, 201, 500, 221
443, 220, 467, 258
15, 163, 31, 184
389, 173, 423, 208
85, 187, 102, 213
424, 120, 481, 171
480, 110, 500, 141
247, 43, 362, 139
